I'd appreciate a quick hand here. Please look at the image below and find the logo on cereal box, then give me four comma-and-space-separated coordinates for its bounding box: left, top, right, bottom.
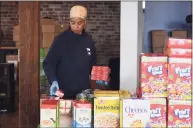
175, 67, 191, 77
150, 108, 161, 118
174, 109, 190, 119
147, 65, 163, 75
125, 106, 148, 114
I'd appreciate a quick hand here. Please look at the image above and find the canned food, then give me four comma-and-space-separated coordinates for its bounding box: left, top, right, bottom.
76, 93, 87, 101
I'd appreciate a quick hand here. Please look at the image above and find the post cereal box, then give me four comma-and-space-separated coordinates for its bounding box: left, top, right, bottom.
166, 38, 192, 49
120, 99, 150, 128
94, 95, 120, 128
149, 98, 166, 128
168, 58, 192, 100
140, 53, 168, 98
168, 100, 192, 128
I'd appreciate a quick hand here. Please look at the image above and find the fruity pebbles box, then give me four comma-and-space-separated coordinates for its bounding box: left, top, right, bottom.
149, 98, 167, 128
140, 53, 168, 98
168, 58, 192, 100
168, 100, 192, 128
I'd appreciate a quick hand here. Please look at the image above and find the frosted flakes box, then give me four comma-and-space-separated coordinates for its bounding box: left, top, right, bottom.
120, 99, 151, 128
149, 98, 166, 128
168, 58, 192, 100
168, 100, 192, 128
140, 53, 168, 98
94, 95, 120, 128
166, 38, 192, 49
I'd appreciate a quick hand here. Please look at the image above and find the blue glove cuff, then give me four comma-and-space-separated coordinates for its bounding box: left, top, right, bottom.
52, 81, 58, 85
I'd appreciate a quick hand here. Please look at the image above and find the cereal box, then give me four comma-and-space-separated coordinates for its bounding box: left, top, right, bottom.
40, 99, 59, 128
75, 101, 92, 127
149, 98, 167, 128
120, 99, 150, 128
166, 38, 192, 49
140, 54, 168, 98
168, 100, 192, 128
59, 100, 73, 127
165, 48, 192, 58
168, 58, 192, 100
94, 95, 120, 128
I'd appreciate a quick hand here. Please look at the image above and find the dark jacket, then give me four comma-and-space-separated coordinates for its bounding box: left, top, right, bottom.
43, 27, 96, 98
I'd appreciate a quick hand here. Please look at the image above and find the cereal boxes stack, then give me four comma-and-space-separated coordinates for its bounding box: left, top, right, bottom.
164, 38, 192, 58
91, 66, 111, 81
164, 38, 192, 127
94, 91, 120, 128
165, 38, 192, 100
168, 100, 192, 128
120, 99, 151, 128
140, 53, 168, 98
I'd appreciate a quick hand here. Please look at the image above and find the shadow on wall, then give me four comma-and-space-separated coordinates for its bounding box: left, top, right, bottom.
167, 22, 189, 29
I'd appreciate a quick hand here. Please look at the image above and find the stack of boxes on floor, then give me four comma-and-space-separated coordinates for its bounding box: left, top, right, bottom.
140, 37, 192, 128
164, 38, 192, 128
13, 18, 68, 94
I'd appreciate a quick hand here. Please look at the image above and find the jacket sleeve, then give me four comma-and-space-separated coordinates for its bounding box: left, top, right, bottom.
43, 36, 60, 85
90, 41, 97, 75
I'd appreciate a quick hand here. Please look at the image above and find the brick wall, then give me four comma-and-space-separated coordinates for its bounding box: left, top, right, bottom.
0, 1, 120, 65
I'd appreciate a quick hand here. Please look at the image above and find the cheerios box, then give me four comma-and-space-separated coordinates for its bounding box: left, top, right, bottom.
140, 53, 168, 98
94, 93, 120, 128
168, 100, 192, 128
149, 98, 167, 128
120, 99, 151, 128
40, 98, 60, 128
168, 58, 192, 100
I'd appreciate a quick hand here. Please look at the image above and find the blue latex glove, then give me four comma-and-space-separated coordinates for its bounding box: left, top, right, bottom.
50, 81, 59, 96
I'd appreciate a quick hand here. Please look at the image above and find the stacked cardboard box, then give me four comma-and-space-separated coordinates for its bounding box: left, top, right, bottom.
151, 30, 168, 53
12, 18, 68, 48
171, 30, 188, 39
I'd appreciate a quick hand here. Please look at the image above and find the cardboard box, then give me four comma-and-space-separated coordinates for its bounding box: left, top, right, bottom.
42, 25, 62, 33
171, 30, 188, 38
42, 32, 60, 48
164, 48, 192, 58
40, 19, 55, 25
151, 30, 168, 53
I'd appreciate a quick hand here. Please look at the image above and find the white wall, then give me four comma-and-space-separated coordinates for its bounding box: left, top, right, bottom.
120, 2, 144, 92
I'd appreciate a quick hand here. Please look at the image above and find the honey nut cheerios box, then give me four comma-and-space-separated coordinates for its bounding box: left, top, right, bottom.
140, 53, 168, 98
94, 92, 120, 128
120, 99, 151, 128
167, 58, 192, 100
168, 100, 192, 128
149, 98, 167, 128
